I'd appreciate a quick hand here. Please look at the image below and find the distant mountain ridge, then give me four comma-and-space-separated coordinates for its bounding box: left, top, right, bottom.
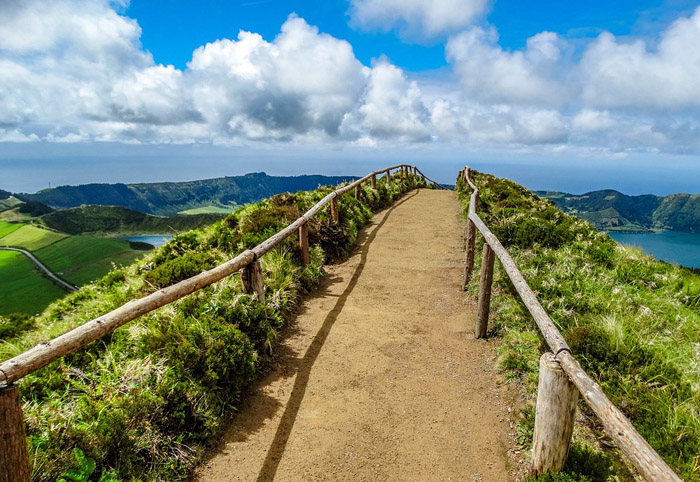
16, 172, 358, 216
538, 189, 700, 233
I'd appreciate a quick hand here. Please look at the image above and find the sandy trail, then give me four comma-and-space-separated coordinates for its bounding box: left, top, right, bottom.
195, 189, 521, 482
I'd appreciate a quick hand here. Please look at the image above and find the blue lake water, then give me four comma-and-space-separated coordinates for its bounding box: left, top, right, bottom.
608, 231, 700, 268
123, 235, 172, 248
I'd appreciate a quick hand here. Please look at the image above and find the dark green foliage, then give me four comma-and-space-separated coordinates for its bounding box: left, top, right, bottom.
0, 313, 35, 340
18, 201, 54, 216
458, 170, 700, 480
143, 252, 217, 289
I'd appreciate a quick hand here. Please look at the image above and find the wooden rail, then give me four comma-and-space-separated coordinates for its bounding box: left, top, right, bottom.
459, 167, 681, 481
0, 163, 446, 482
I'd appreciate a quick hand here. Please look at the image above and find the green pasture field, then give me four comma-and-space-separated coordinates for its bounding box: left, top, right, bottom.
34, 236, 147, 286
0, 224, 67, 250
0, 220, 24, 238
178, 205, 236, 215
0, 250, 66, 315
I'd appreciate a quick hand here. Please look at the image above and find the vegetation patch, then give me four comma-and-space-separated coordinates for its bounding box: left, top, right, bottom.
0, 220, 24, 238
34, 236, 146, 286
1, 172, 426, 481
0, 250, 66, 315
0, 224, 68, 250
458, 171, 700, 480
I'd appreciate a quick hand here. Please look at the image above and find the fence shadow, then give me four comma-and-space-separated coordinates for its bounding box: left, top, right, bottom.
255, 190, 419, 482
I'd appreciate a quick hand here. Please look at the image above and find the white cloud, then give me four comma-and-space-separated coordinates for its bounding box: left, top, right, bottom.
446, 28, 568, 105
352, 60, 431, 142
188, 15, 368, 140
580, 7, 700, 111
1, 0, 700, 158
349, 0, 489, 39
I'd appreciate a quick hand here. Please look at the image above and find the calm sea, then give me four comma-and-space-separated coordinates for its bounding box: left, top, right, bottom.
124, 235, 172, 248
608, 231, 700, 268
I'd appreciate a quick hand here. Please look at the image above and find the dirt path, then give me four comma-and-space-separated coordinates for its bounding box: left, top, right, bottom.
195, 189, 522, 482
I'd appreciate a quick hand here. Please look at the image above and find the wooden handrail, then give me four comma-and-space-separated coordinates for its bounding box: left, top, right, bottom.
460, 166, 681, 481
0, 164, 435, 388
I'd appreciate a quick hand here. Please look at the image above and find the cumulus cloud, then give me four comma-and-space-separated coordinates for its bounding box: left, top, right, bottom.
579, 7, 700, 111
352, 60, 431, 142
2, 0, 700, 157
349, 0, 489, 39
446, 28, 569, 105
188, 15, 368, 140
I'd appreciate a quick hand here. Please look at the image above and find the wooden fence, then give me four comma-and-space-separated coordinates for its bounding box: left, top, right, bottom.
0, 164, 444, 482
459, 166, 681, 481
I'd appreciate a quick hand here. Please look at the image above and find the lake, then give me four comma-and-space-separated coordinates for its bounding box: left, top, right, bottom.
124, 235, 172, 248
608, 231, 700, 268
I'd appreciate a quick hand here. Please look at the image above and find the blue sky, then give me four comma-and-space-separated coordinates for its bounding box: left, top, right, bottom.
1, 0, 700, 193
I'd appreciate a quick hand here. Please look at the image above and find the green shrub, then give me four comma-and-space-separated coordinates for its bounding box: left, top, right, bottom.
143, 252, 217, 289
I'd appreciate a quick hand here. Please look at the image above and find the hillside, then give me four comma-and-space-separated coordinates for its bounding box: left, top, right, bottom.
539, 189, 700, 232
39, 205, 224, 235
18, 172, 359, 216
0, 220, 149, 314
460, 173, 700, 480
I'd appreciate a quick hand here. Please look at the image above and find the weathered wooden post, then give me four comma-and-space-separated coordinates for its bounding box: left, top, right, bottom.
371, 174, 376, 189
0, 385, 31, 482
298, 223, 309, 266
475, 242, 494, 338
386, 169, 392, 187
354, 185, 361, 199
241, 259, 264, 301
331, 196, 339, 222
530, 353, 579, 476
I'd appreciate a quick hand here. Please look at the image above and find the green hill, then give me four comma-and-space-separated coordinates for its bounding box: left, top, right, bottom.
39, 205, 224, 235
18, 172, 359, 216
538, 189, 700, 232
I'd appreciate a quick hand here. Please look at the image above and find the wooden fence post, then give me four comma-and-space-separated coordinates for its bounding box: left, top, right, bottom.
371, 174, 376, 189
531, 353, 579, 476
475, 243, 494, 338
354, 185, 361, 199
0, 385, 31, 482
464, 219, 477, 286
331, 197, 339, 222
298, 223, 309, 266
241, 259, 264, 301
386, 169, 392, 186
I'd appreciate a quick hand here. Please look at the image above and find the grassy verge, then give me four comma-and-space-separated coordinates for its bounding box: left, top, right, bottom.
1, 173, 426, 481
0, 251, 66, 315
457, 171, 700, 481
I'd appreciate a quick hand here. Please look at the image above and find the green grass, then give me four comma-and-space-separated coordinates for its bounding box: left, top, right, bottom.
0, 220, 24, 238
178, 205, 236, 215
0, 251, 67, 315
457, 171, 700, 481
0, 224, 67, 250
34, 237, 146, 286
0, 173, 427, 482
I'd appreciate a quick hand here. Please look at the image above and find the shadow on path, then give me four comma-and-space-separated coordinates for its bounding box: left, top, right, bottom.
255, 191, 418, 482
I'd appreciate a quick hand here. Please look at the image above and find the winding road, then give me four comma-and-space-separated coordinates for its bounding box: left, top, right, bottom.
0, 247, 78, 292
